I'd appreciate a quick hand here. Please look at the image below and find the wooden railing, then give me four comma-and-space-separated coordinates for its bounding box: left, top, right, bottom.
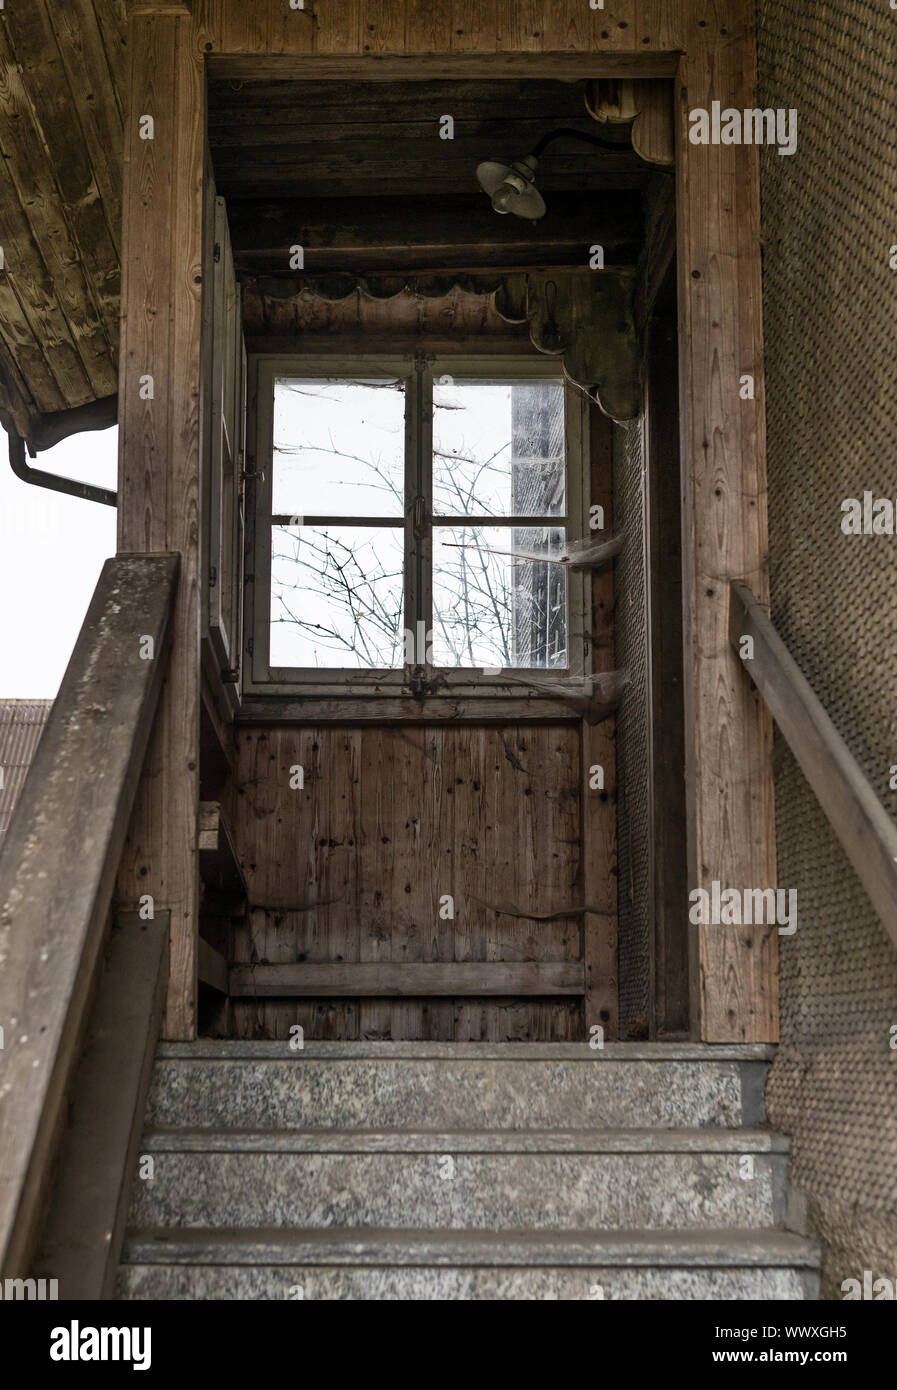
0, 553, 178, 1290
730, 580, 897, 952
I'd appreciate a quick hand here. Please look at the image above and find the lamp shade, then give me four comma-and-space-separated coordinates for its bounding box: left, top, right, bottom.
475, 155, 546, 221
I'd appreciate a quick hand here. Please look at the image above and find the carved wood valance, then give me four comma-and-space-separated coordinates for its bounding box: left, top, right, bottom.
246, 269, 641, 422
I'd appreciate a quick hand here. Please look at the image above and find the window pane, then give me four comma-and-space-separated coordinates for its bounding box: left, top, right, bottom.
432, 378, 565, 517
272, 376, 405, 518
271, 525, 405, 669
432, 526, 567, 670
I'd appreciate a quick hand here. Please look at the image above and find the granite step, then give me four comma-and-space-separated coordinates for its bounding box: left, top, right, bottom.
147, 1041, 772, 1131
128, 1127, 789, 1232
119, 1042, 817, 1301
117, 1228, 821, 1301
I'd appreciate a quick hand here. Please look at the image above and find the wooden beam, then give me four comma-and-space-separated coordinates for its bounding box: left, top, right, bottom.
731, 581, 897, 955
225, 195, 643, 276
0, 553, 177, 1280
214, 168, 647, 201
32, 911, 168, 1300
244, 333, 532, 359
115, 11, 206, 1040
229, 962, 586, 997
676, 2, 777, 1041
237, 698, 582, 725
207, 54, 681, 82
196, 0, 684, 61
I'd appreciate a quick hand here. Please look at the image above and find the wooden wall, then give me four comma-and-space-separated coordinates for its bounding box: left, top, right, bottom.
230, 724, 587, 1040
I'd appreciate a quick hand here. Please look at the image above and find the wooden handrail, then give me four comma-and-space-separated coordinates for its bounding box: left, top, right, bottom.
730, 580, 897, 952
0, 552, 179, 1280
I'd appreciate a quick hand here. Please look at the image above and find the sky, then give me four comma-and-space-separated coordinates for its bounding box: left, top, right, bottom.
0, 426, 118, 699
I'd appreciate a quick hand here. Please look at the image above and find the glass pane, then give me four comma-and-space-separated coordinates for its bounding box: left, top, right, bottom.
432, 377, 565, 517
432, 526, 567, 670
272, 376, 405, 518
271, 525, 405, 669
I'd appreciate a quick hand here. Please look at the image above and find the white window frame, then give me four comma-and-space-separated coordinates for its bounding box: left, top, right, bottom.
244, 352, 590, 700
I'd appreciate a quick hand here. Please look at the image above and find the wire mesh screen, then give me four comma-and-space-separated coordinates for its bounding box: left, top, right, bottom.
613, 416, 651, 1038
758, 0, 897, 1297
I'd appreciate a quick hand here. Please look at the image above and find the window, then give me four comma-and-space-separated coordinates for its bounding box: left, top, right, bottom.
247, 355, 588, 696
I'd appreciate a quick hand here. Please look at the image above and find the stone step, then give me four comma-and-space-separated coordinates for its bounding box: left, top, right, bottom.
128, 1128, 789, 1232
148, 1041, 772, 1131
117, 1228, 820, 1301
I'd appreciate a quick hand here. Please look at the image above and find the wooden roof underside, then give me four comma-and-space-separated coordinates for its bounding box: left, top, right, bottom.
0, 0, 126, 449
0, 13, 650, 450
211, 77, 648, 279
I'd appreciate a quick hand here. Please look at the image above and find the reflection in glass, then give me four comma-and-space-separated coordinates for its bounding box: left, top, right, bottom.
432, 526, 567, 670
432, 378, 565, 517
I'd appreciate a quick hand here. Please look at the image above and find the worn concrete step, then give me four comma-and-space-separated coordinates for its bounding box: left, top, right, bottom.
117, 1228, 820, 1301
148, 1041, 772, 1131
128, 1128, 789, 1232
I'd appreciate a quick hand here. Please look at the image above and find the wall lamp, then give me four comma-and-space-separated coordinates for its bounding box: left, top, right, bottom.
476, 126, 631, 221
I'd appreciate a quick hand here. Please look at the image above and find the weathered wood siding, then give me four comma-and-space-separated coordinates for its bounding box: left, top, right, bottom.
0, 0, 126, 440
231, 724, 587, 1039
115, 12, 205, 1039
193, 0, 685, 63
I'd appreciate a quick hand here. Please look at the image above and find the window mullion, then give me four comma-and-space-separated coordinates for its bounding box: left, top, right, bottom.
403, 362, 431, 679
418, 362, 434, 677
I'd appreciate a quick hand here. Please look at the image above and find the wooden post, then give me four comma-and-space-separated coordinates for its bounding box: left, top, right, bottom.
676, 2, 778, 1041
583, 405, 619, 1040
645, 313, 689, 1037
115, 9, 205, 1038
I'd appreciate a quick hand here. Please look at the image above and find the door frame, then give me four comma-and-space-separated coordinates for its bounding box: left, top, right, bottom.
118, 1, 776, 1043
